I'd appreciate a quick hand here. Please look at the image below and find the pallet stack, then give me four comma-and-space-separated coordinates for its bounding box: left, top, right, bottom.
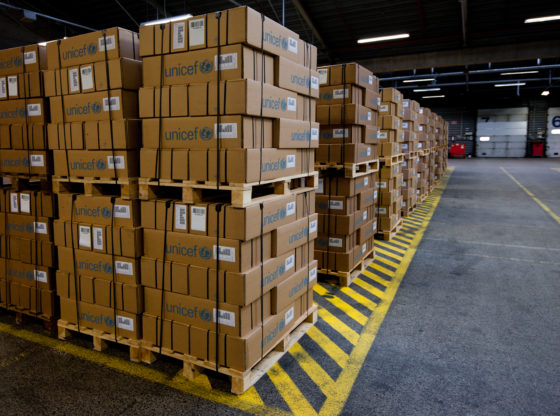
136, 6, 318, 393
400, 98, 420, 216
0, 44, 58, 330
43, 28, 145, 354
314, 63, 379, 286
416, 106, 430, 201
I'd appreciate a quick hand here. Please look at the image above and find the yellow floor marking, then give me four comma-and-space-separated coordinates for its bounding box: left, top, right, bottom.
289, 343, 337, 397
0, 344, 40, 368
370, 255, 400, 269
317, 308, 360, 346
374, 247, 403, 262
382, 240, 409, 251
340, 287, 378, 311
353, 277, 387, 300
501, 167, 560, 225
369, 262, 396, 276
375, 241, 407, 254
419, 248, 560, 266
404, 217, 423, 225
362, 269, 391, 287
305, 326, 349, 368
0, 322, 288, 416
268, 363, 318, 416
315, 285, 368, 325
423, 237, 560, 252
396, 232, 413, 240
239, 387, 266, 407
318, 167, 454, 416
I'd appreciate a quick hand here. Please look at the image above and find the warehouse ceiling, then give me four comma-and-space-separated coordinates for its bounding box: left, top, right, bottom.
2, 0, 560, 105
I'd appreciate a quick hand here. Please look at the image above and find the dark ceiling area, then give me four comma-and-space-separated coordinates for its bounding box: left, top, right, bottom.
1, 0, 560, 106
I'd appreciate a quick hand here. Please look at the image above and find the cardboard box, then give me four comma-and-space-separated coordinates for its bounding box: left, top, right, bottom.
140, 148, 188, 180
272, 213, 318, 256
357, 218, 377, 244
2, 190, 54, 217
318, 63, 375, 90
318, 85, 363, 106
363, 88, 380, 111
1, 277, 57, 318
3, 235, 55, 268
0, 71, 44, 100
318, 172, 374, 197
0, 213, 52, 240
317, 104, 374, 126
271, 261, 316, 313
381, 88, 402, 103
318, 125, 379, 145
403, 99, 419, 121
139, 14, 207, 55
1, 258, 54, 289
0, 98, 45, 125
379, 101, 403, 117
53, 150, 138, 178
380, 115, 401, 130
0, 123, 47, 150
49, 89, 138, 123
57, 194, 140, 227
47, 28, 139, 70
315, 238, 373, 272
47, 119, 140, 150
316, 232, 355, 253
318, 206, 373, 235
276, 57, 319, 97
316, 143, 377, 164
0, 44, 46, 76
316, 189, 376, 216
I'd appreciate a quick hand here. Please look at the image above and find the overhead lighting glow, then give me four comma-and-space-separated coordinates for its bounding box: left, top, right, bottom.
500, 70, 538, 76
142, 14, 193, 26
541, 90, 550, 96
525, 15, 560, 24
414, 87, 441, 92
479, 136, 490, 141
551, 129, 560, 134
422, 95, 445, 99
494, 82, 526, 87
403, 78, 435, 83
357, 33, 410, 44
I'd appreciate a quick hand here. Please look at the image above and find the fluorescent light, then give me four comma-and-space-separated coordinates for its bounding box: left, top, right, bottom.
551, 129, 560, 134
500, 70, 538, 76
480, 136, 490, 141
142, 14, 193, 26
357, 33, 410, 44
494, 82, 526, 87
422, 95, 445, 99
414, 87, 440, 92
403, 78, 434, 83
525, 15, 560, 24
541, 90, 550, 96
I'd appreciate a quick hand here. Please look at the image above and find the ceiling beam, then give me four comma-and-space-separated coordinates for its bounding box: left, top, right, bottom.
290, 0, 328, 51
459, 0, 467, 46
360, 40, 560, 73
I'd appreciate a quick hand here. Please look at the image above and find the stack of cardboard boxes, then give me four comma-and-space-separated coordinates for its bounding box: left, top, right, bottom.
0, 44, 58, 324
400, 99, 420, 216
416, 107, 430, 201
137, 6, 319, 378
314, 63, 379, 284
44, 28, 145, 341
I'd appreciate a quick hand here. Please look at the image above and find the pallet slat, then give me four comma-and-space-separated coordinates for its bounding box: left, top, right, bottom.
376, 218, 404, 241
318, 247, 375, 287
52, 176, 138, 199
315, 159, 379, 178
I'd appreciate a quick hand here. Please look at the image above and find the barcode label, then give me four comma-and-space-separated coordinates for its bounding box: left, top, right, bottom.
403, 181, 407, 187
103, 96, 120, 111
318, 68, 328, 84
80, 66, 93, 90
333, 128, 348, 139
379, 131, 388, 139
376, 207, 387, 214
116, 315, 134, 331
318, 178, 324, 194
10, 193, 18, 212
214, 123, 237, 139
24, 51, 36, 64
113, 204, 130, 218
333, 88, 349, 99
34, 221, 47, 234
30, 154, 44, 167
285, 307, 294, 325
377, 181, 386, 189
285, 255, 294, 271
374, 190, 378, 199
214, 308, 236, 327
310, 76, 319, 90
98, 35, 115, 51
213, 245, 235, 262
366, 147, 371, 156
286, 154, 296, 168
107, 155, 125, 169
362, 243, 367, 255
329, 200, 343, 210
93, 227, 103, 250
173, 22, 185, 50
311, 128, 319, 141
418, 125, 423, 131
362, 211, 367, 221
175, 204, 187, 230
367, 112, 372, 121
309, 219, 317, 234
403, 161, 408, 167
364, 177, 369, 186
34, 270, 47, 283
402, 143, 408, 150
0, 78, 6, 98
190, 206, 206, 232
214, 53, 238, 70
309, 267, 317, 282
286, 201, 296, 216
115, 261, 133, 275
380, 105, 388, 112
287, 37, 298, 53
329, 237, 342, 247
287, 96, 297, 112
418, 142, 423, 148
27, 103, 41, 116
68, 68, 80, 92
189, 18, 205, 47
20, 193, 30, 213
79, 225, 91, 248
7, 76, 17, 97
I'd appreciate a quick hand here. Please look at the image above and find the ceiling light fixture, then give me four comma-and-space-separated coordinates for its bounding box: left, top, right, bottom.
413, 87, 441, 92
541, 90, 550, 96
403, 78, 435, 83
142, 14, 193, 26
525, 15, 560, 24
494, 82, 526, 87
357, 33, 410, 44
422, 95, 445, 99
500, 70, 538, 76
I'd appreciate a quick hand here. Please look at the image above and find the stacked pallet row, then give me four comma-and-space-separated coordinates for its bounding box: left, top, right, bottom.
416, 107, 430, 201
400, 99, 420, 216
43, 28, 145, 352
0, 44, 58, 329
136, 6, 318, 392
314, 63, 380, 286
376, 88, 404, 240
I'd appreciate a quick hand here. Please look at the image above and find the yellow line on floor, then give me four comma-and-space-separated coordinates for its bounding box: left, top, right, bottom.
353, 277, 387, 300
340, 287, 378, 311
362, 269, 391, 287
317, 308, 360, 346
268, 362, 318, 416
289, 343, 337, 397
368, 262, 396, 276
375, 241, 407, 254
305, 326, 349, 368
501, 167, 560, 225
318, 167, 454, 416
374, 247, 404, 262
315, 286, 368, 325
371, 255, 400, 269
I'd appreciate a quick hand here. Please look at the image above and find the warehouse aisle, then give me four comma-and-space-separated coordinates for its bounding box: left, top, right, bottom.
343, 158, 560, 416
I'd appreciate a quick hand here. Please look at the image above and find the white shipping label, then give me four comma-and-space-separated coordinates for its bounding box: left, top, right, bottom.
309, 267, 317, 282
285, 255, 295, 271
79, 225, 91, 248
215, 53, 238, 70
113, 204, 130, 218
27, 103, 41, 116
172, 22, 186, 50
377, 181, 387, 189
0, 78, 6, 98
285, 307, 294, 325
286, 201, 296, 216
214, 245, 236, 262
116, 315, 134, 331
333, 128, 348, 139
402, 122, 408, 129
368, 75, 373, 85
364, 177, 369, 186
362, 243, 367, 255
309, 219, 318, 234
214, 309, 236, 327
367, 147, 371, 156
34, 270, 47, 283
287, 96, 297, 112
418, 125, 423, 131
107, 155, 125, 169
175, 204, 187, 230
24, 51, 36, 64
7, 76, 17, 97
318, 178, 324, 194
318, 68, 328, 84
377, 207, 387, 214
214, 123, 237, 139
329, 200, 343, 210
189, 18, 205, 47
329, 237, 343, 247
20, 193, 30, 213
103, 96, 120, 111
402, 143, 409, 149
311, 76, 319, 90
10, 193, 18, 212
30, 154, 44, 167
311, 128, 319, 141
288, 37, 298, 54
68, 68, 80, 92
190, 206, 206, 232
363, 211, 367, 221
368, 112, 372, 120
98, 35, 116, 51
93, 227, 104, 250
419, 108, 424, 114
286, 154, 296, 168
34, 222, 47, 234
380, 104, 389, 112
379, 131, 388, 139
115, 261, 133, 275
374, 190, 378, 199
333, 88, 349, 99
80, 66, 93, 90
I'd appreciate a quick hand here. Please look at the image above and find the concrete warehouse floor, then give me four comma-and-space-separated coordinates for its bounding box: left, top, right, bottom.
0, 158, 559, 415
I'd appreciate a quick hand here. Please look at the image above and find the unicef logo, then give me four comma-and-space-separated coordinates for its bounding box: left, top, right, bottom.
14, 57, 22, 67
199, 309, 211, 321
22, 158, 29, 167
92, 102, 101, 113
88, 43, 97, 55
96, 159, 106, 170
200, 60, 213, 73
104, 316, 114, 327
19, 108, 26, 118
280, 100, 287, 111
324, 93, 332, 100
25, 224, 34, 233
281, 38, 288, 50
200, 127, 212, 141
280, 158, 287, 169
280, 209, 286, 219
279, 264, 285, 274
103, 263, 113, 273
101, 207, 111, 218
199, 247, 211, 259
26, 271, 34, 280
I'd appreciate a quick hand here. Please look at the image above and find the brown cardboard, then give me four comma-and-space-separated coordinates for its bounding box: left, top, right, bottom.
0, 123, 47, 150
57, 194, 140, 227
276, 57, 319, 97
363, 88, 380, 110
2, 258, 54, 289
319, 63, 375, 90
53, 149, 138, 178
47, 119, 140, 150
318, 85, 363, 106
1, 213, 52, 241
0, 44, 46, 76
316, 232, 355, 253
272, 213, 318, 256
317, 104, 374, 126
381, 88, 402, 103
0, 98, 45, 125
380, 115, 401, 130
318, 173, 374, 197
4, 236, 56, 268
316, 143, 377, 164
271, 261, 316, 313
315, 238, 373, 272
318, 207, 372, 235
273, 119, 319, 148
139, 149, 188, 180
3, 190, 54, 217
0, 71, 43, 100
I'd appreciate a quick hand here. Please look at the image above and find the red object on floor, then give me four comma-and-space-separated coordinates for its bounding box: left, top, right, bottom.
531, 142, 544, 157
449, 143, 466, 158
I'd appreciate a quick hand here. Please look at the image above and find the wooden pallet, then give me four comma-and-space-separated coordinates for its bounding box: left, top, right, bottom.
52, 176, 138, 199
318, 247, 375, 287
376, 217, 404, 241
0, 307, 57, 336
140, 306, 317, 394
380, 154, 404, 166
404, 151, 419, 159
1, 175, 51, 191
401, 204, 415, 217
139, 171, 318, 207
57, 320, 143, 362
315, 159, 379, 178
